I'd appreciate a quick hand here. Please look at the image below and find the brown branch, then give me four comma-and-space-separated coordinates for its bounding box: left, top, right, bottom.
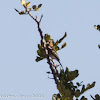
24, 7, 59, 84
28, 11, 43, 40
47, 58, 58, 84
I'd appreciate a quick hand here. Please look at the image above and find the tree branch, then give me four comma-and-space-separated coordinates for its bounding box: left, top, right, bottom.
24, 8, 59, 84
28, 11, 43, 40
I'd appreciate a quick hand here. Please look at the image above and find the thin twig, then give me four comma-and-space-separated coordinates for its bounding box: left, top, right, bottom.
28, 11, 43, 40
90, 95, 95, 100
39, 15, 43, 23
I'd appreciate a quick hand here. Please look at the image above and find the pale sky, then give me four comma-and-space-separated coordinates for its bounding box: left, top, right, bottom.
0, 0, 100, 100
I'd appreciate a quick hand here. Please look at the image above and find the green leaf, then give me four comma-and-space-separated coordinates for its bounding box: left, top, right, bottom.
76, 82, 81, 87
76, 81, 83, 87
37, 50, 45, 58
67, 70, 79, 81
55, 46, 60, 51
81, 85, 85, 93
44, 34, 51, 42
32, 5, 37, 9
34, 8, 40, 11
37, 50, 41, 56
38, 4, 42, 8
58, 32, 67, 43
61, 42, 67, 49
86, 81, 95, 89
35, 56, 44, 62
95, 94, 100, 99
26, 2, 31, 7
38, 44, 43, 51
54, 40, 59, 46
75, 90, 80, 97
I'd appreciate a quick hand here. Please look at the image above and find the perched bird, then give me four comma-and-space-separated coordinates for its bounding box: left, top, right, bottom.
46, 40, 63, 68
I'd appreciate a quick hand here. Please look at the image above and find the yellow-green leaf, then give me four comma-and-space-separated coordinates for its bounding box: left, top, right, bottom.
34, 8, 40, 11
38, 44, 43, 51
35, 56, 44, 62
75, 90, 80, 97
58, 32, 67, 43
81, 85, 85, 93
54, 40, 59, 46
26, 2, 31, 7
61, 42, 67, 49
55, 46, 60, 51
21, 0, 25, 5
37, 50, 43, 57
44, 34, 51, 42
32, 5, 37, 9
68, 70, 79, 81
37, 50, 45, 58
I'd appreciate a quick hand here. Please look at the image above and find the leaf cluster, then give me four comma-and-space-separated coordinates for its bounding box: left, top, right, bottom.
53, 67, 96, 100
36, 33, 67, 62
91, 94, 100, 100
15, 0, 42, 15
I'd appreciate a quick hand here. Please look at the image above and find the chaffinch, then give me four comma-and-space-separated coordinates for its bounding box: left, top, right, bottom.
46, 40, 63, 68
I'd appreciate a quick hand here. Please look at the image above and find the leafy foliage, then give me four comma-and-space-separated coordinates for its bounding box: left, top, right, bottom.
15, 0, 42, 15
35, 33, 67, 62
91, 94, 100, 100
54, 67, 96, 100
32, 5, 37, 9
32, 4, 42, 11
15, 1, 99, 100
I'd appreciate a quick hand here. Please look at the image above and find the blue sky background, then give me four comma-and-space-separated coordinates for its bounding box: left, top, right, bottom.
0, 0, 100, 100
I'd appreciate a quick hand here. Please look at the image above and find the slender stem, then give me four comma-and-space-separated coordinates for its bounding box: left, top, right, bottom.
28, 11, 43, 40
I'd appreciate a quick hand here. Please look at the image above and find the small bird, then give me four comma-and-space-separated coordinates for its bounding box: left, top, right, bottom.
47, 40, 63, 68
